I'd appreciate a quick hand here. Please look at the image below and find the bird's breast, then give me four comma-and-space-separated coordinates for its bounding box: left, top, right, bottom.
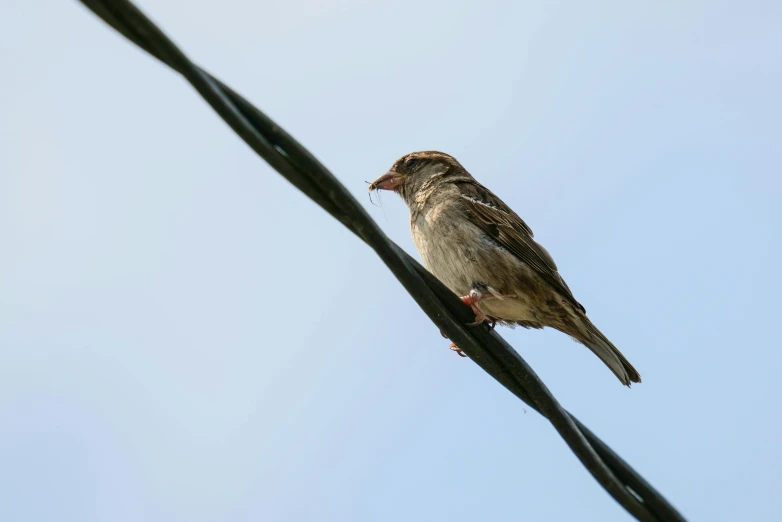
410, 206, 495, 297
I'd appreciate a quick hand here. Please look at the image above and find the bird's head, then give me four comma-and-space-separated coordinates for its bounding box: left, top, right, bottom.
369, 151, 466, 206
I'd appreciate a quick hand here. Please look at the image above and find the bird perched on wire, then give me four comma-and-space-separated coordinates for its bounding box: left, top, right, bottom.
369, 151, 641, 386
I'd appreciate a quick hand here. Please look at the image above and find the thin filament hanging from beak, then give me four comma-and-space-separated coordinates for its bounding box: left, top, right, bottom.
366, 181, 381, 207
366, 182, 388, 222
376, 189, 388, 222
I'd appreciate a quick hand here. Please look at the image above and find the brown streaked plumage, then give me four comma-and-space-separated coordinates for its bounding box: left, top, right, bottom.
369, 151, 641, 386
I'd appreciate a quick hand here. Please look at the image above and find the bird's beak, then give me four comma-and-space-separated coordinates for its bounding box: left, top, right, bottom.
368, 171, 404, 191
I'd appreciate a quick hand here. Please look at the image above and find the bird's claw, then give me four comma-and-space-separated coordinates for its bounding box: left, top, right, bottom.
449, 342, 467, 357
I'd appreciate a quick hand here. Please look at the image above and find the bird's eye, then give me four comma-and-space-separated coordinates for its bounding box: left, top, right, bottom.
405, 158, 420, 170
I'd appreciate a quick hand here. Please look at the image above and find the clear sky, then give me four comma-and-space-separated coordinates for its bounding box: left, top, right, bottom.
2, 1, 781, 520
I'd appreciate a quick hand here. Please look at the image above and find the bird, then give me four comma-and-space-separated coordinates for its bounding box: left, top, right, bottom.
368, 151, 641, 386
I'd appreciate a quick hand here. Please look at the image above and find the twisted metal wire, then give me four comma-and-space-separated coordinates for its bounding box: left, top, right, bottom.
76, 2, 685, 520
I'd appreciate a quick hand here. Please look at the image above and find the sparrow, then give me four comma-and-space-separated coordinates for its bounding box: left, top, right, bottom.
369, 151, 641, 386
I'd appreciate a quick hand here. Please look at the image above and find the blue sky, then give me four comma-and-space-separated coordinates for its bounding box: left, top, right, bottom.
1, 1, 781, 520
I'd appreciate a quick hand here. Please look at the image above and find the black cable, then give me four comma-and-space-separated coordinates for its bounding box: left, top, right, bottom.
75, 1, 686, 520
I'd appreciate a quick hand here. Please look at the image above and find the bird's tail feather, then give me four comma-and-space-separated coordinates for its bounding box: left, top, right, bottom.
575, 320, 641, 386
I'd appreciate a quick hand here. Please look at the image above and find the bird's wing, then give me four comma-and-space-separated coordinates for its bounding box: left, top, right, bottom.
455, 180, 585, 313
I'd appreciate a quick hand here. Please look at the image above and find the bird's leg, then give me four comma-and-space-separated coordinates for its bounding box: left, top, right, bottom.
440, 286, 501, 358
460, 285, 497, 326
